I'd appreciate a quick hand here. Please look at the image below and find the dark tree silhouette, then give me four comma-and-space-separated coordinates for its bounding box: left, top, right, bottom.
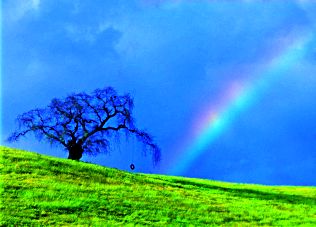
8, 87, 161, 164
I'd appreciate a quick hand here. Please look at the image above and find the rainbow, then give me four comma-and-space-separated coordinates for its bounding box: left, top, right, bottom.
169, 32, 313, 176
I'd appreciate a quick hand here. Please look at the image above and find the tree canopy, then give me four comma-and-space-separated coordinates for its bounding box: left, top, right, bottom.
9, 87, 161, 165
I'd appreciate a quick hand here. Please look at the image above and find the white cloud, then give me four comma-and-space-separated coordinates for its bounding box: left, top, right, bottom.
32, 0, 41, 10
4, 0, 41, 23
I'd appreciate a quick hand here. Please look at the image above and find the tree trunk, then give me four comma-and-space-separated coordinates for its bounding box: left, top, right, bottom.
67, 143, 83, 161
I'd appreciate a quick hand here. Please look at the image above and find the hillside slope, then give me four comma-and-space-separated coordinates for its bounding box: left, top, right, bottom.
1, 146, 315, 226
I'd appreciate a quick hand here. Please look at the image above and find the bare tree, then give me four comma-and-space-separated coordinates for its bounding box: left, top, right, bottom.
8, 87, 161, 164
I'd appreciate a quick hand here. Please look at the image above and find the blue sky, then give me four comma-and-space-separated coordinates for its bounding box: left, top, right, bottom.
2, 0, 316, 185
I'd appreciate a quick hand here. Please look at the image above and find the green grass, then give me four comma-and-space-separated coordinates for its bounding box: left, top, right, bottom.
1, 146, 315, 226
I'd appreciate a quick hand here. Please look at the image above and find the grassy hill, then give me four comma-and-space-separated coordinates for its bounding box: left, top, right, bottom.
0, 146, 315, 226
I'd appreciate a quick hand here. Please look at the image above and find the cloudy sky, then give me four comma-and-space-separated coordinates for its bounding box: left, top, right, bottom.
2, 0, 316, 185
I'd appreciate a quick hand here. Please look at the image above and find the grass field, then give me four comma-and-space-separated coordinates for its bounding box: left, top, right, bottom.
0, 146, 315, 226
